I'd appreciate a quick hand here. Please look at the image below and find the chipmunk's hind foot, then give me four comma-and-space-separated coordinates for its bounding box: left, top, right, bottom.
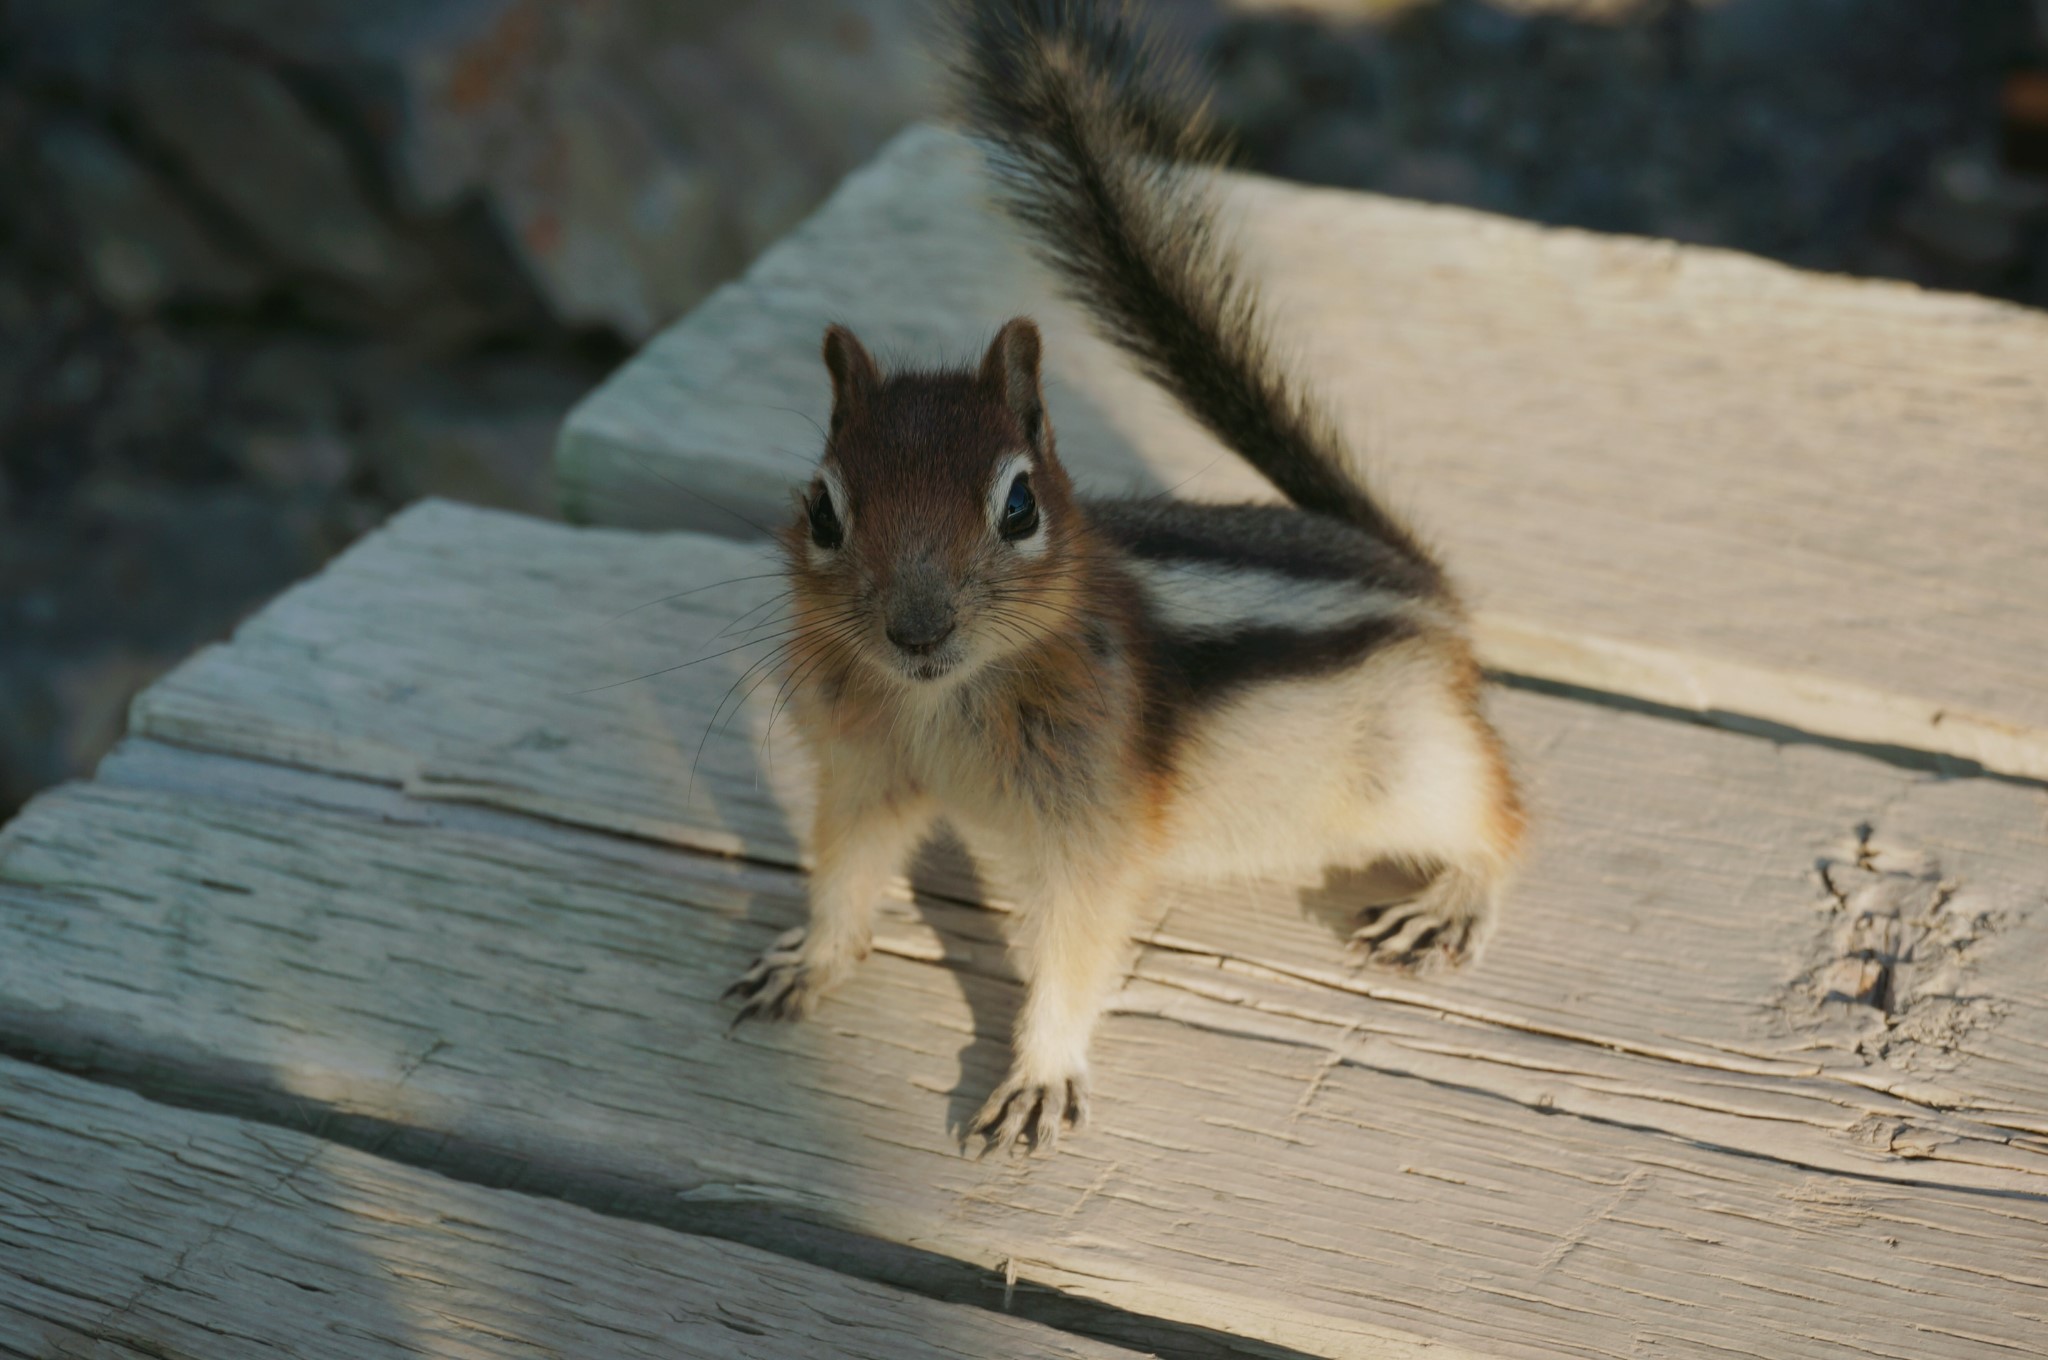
1349, 864, 1499, 974
725, 927, 846, 1027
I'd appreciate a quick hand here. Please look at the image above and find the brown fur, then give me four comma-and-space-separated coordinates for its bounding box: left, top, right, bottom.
779, 320, 1149, 819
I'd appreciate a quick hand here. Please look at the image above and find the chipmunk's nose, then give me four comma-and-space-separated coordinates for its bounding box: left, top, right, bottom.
886, 611, 956, 656
886, 561, 957, 659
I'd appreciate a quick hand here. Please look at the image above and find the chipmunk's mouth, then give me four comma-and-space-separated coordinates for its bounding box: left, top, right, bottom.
888, 641, 964, 684
884, 611, 959, 683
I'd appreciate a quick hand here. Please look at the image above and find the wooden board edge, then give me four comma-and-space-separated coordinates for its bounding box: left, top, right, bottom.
1473, 613, 2048, 783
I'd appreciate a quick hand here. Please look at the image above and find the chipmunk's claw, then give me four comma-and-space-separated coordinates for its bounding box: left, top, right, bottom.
966, 1072, 1089, 1158
725, 927, 824, 1029
1349, 868, 1495, 974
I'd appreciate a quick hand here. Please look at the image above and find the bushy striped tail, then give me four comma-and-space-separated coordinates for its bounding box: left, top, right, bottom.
954, 0, 1440, 577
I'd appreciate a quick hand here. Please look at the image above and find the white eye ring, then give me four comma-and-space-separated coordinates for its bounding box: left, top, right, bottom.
808, 463, 850, 553
986, 452, 1044, 553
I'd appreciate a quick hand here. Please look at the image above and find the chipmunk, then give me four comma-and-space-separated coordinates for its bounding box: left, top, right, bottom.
727, 0, 1523, 1156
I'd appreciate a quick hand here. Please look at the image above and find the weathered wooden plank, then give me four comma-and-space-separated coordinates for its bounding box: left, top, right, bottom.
128, 500, 2048, 1179
0, 1060, 1155, 1360
2, 770, 2044, 1359
557, 125, 2048, 778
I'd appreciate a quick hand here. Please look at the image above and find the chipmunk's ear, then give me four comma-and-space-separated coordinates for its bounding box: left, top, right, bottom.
978, 317, 1046, 452
822, 324, 880, 434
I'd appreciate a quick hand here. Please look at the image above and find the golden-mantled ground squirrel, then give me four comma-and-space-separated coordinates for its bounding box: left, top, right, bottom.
728, 0, 1524, 1156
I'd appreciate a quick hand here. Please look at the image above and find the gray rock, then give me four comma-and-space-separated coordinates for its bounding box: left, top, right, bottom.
666, 0, 945, 254
488, 75, 727, 341
383, 0, 942, 337
124, 48, 424, 297
12, 0, 944, 339
333, 1, 730, 331
35, 118, 262, 312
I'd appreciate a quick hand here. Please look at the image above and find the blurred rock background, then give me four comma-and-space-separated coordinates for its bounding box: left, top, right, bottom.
2, 0, 2045, 817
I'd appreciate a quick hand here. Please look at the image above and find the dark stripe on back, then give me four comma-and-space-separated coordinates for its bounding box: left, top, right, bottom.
1087, 498, 1440, 599
1156, 614, 1417, 707
1135, 608, 1419, 774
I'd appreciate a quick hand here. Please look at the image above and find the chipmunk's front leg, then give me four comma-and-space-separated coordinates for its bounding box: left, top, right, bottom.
970, 851, 1151, 1156
727, 775, 935, 1025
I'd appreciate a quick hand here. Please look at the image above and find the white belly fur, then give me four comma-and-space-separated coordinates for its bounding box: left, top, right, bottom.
1155, 639, 1500, 888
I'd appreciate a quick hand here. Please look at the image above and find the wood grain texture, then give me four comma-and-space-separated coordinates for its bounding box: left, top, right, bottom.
0, 1059, 1152, 1360
557, 125, 2048, 778
128, 500, 2048, 1188
2, 763, 2045, 1360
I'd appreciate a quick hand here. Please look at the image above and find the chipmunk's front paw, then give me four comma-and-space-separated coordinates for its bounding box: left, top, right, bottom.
966, 1070, 1089, 1159
723, 927, 845, 1027
1349, 867, 1496, 974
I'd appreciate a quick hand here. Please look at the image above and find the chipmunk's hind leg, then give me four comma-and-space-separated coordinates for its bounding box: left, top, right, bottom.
1345, 675, 1522, 975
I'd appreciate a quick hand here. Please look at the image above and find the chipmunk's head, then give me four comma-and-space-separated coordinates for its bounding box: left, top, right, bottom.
784, 318, 1085, 688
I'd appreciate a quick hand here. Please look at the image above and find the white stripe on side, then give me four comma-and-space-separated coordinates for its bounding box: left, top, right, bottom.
1126, 558, 1415, 636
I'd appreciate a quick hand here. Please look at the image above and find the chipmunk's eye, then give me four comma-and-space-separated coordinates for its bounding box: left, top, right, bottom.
808, 487, 843, 550
999, 472, 1038, 541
